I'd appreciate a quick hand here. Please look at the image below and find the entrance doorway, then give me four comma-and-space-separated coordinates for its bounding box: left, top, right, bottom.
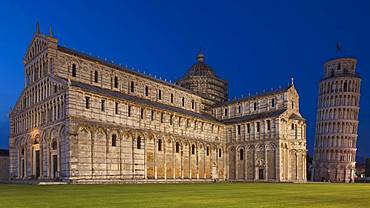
259, 169, 264, 180
21, 159, 25, 178
35, 150, 40, 178
52, 155, 58, 178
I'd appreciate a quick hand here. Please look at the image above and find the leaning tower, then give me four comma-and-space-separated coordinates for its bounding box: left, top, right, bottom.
312, 57, 361, 183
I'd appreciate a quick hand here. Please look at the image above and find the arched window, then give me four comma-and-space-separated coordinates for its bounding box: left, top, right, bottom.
191, 144, 195, 155
158, 90, 162, 100
114, 76, 119, 88
206, 146, 209, 156
176, 142, 180, 153
140, 108, 144, 119
128, 105, 131, 117
182, 97, 185, 107
137, 137, 141, 149
112, 134, 117, 147
94, 70, 99, 83
145, 86, 149, 96
158, 139, 162, 151
115, 102, 119, 114
130, 81, 135, 93
34, 137, 40, 145
72, 64, 77, 77
254, 102, 257, 111
267, 120, 271, 130
218, 148, 222, 157
240, 149, 244, 160
52, 141, 58, 150
151, 110, 155, 120
295, 125, 298, 139
343, 81, 348, 92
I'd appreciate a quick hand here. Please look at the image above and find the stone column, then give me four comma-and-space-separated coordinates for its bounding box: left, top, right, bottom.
296, 153, 298, 181
164, 139, 167, 181
275, 146, 279, 181
40, 142, 44, 179
254, 148, 258, 181
265, 147, 268, 181
224, 146, 228, 180
235, 148, 238, 180
196, 144, 199, 180
181, 144, 184, 180
154, 138, 157, 180
132, 135, 135, 180
173, 141, 176, 180
91, 128, 95, 179
203, 145, 206, 180
287, 148, 290, 181
119, 133, 122, 179
189, 145, 192, 179
144, 137, 147, 181
244, 146, 248, 180
224, 147, 227, 180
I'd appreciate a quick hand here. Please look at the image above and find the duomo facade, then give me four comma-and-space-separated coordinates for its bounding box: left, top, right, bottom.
8, 26, 307, 184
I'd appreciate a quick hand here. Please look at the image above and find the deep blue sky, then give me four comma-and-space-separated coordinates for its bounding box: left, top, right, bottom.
0, 0, 369, 161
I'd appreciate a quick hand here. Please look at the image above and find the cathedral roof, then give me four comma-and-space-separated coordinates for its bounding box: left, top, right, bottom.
213, 84, 294, 108
58, 46, 200, 96
185, 52, 218, 78
70, 81, 221, 124
289, 113, 305, 121
221, 109, 287, 124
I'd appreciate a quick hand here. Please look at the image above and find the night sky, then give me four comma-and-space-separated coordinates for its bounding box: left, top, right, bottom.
0, 0, 369, 162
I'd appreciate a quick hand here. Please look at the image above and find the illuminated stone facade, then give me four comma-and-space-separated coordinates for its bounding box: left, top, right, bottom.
312, 57, 361, 183
9, 26, 306, 183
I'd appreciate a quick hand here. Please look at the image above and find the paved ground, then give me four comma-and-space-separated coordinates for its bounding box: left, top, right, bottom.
0, 183, 369, 208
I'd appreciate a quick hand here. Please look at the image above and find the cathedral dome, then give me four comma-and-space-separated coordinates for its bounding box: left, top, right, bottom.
185, 52, 217, 78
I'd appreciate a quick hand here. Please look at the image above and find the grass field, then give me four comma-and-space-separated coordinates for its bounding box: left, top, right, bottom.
0, 183, 369, 208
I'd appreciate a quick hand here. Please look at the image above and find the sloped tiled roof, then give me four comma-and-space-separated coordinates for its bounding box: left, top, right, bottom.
221, 109, 287, 125
213, 85, 293, 108
186, 62, 217, 77
58, 46, 198, 96
182, 52, 224, 81
289, 113, 305, 121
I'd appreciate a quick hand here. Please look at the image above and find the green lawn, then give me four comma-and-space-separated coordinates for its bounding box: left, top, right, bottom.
0, 183, 369, 208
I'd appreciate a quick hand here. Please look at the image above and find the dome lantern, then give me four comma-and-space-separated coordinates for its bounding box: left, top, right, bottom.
197, 52, 205, 63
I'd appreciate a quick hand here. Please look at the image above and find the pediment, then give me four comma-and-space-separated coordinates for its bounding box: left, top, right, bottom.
23, 34, 49, 64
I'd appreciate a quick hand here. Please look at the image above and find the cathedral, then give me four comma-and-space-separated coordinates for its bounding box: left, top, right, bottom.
8, 24, 307, 184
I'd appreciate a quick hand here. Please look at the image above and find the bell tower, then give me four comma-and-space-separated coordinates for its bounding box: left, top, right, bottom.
312, 55, 361, 183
